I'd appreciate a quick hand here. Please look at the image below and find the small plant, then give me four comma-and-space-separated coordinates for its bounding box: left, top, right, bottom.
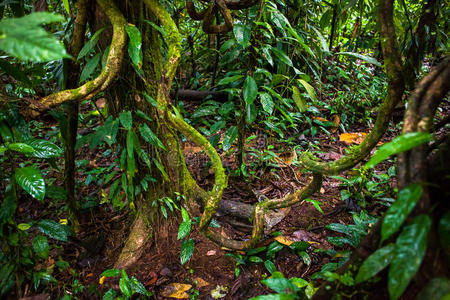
99, 269, 152, 299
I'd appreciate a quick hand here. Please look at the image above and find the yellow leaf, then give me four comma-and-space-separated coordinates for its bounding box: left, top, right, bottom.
59, 219, 68, 225
161, 283, 192, 299
331, 115, 340, 133
99, 276, 106, 285
339, 132, 367, 145
274, 236, 294, 246
312, 116, 329, 123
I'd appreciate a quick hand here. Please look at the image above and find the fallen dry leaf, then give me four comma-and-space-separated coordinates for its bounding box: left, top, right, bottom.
161, 283, 192, 299
313, 116, 329, 123
274, 236, 294, 246
145, 271, 157, 286
331, 115, 340, 133
206, 250, 216, 256
339, 132, 367, 145
195, 277, 209, 288
99, 276, 106, 285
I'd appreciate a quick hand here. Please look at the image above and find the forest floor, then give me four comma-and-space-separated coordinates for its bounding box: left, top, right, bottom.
15, 98, 441, 300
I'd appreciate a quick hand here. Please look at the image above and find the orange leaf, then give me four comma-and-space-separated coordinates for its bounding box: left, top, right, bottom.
339, 132, 367, 145
312, 116, 329, 123
331, 115, 340, 133
99, 276, 106, 285
161, 283, 192, 299
274, 236, 294, 246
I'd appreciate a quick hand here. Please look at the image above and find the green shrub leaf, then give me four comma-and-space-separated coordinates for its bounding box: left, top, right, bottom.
29, 139, 63, 158
32, 235, 49, 259
119, 111, 133, 130
125, 24, 143, 69
180, 238, 195, 265
364, 132, 432, 169
381, 183, 422, 243
388, 215, 431, 300
222, 126, 238, 151
356, 243, 395, 283
233, 23, 251, 47
243, 75, 258, 105
38, 219, 70, 242
15, 167, 45, 201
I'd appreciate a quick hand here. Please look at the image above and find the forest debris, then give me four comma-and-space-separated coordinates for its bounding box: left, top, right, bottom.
264, 207, 291, 232
339, 132, 367, 144
195, 277, 209, 288
211, 285, 228, 299
206, 250, 217, 256
160, 283, 192, 299
331, 115, 340, 132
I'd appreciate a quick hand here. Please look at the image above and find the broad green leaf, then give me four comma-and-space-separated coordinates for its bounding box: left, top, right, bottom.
17, 223, 31, 230
260, 92, 274, 115
220, 39, 235, 52
246, 103, 257, 124
79, 53, 101, 82
62, 0, 70, 14
77, 27, 106, 59
210, 120, 226, 135
0, 12, 70, 62
364, 132, 432, 169
180, 238, 195, 265
381, 184, 422, 243
101, 269, 120, 277
38, 219, 70, 241
15, 167, 45, 201
102, 289, 117, 300
298, 79, 317, 101
243, 75, 258, 105
249, 256, 264, 263
153, 158, 169, 181
8, 143, 34, 154
222, 126, 238, 151
292, 86, 307, 112
233, 23, 251, 47
32, 235, 49, 259
261, 278, 299, 294
261, 45, 274, 66
125, 24, 143, 69
217, 74, 244, 86
270, 46, 293, 67
312, 27, 329, 53
389, 215, 431, 300
289, 241, 310, 252
0, 59, 32, 85
264, 260, 277, 274
192, 106, 217, 118
290, 277, 308, 289
119, 276, 131, 298
29, 139, 63, 158
181, 206, 190, 222
178, 208, 192, 240
130, 276, 152, 296
356, 243, 395, 283
119, 111, 133, 130
337, 52, 382, 67
139, 123, 166, 150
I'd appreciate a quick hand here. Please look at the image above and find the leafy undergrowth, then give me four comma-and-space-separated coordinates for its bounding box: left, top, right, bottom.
2, 99, 407, 300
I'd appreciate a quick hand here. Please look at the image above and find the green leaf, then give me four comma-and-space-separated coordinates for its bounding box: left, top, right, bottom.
152, 158, 169, 181
125, 24, 143, 69
38, 219, 70, 242
178, 208, 192, 240
0, 59, 32, 85
139, 123, 166, 150
298, 79, 317, 101
289, 241, 310, 252
337, 52, 382, 67
101, 269, 120, 277
180, 238, 195, 265
249, 256, 264, 263
17, 223, 31, 230
222, 126, 238, 151
233, 23, 251, 47
243, 75, 258, 105
261, 45, 274, 66
292, 86, 307, 112
8, 143, 34, 154
260, 92, 274, 115
102, 289, 117, 300
0, 185, 17, 227
312, 27, 329, 53
217, 74, 244, 86
270, 46, 293, 67
0, 12, 70, 62
32, 236, 49, 259
261, 278, 299, 294
246, 103, 257, 124
364, 132, 432, 169
305, 199, 323, 214
62, 0, 70, 14
15, 167, 45, 201
119, 111, 133, 130
79, 53, 101, 82
356, 243, 395, 283
381, 184, 423, 243
416, 277, 450, 300
29, 139, 63, 158
130, 276, 152, 296
389, 215, 431, 300
264, 260, 277, 274
119, 276, 131, 298
77, 27, 106, 59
